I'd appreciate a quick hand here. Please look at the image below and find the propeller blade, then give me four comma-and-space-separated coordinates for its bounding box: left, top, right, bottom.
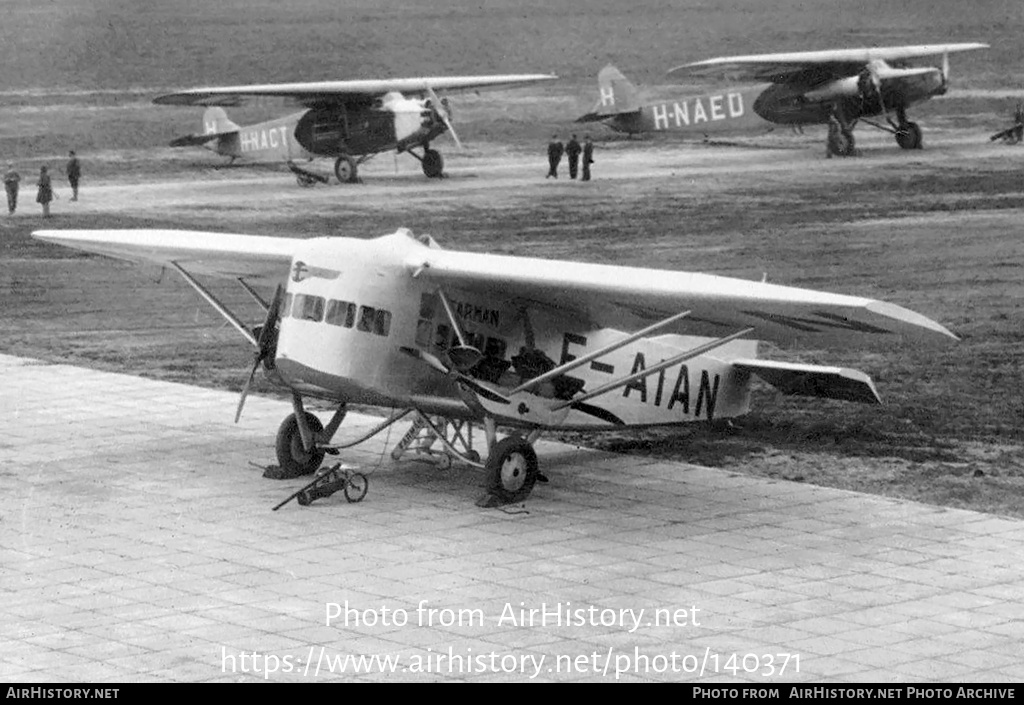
426, 86, 463, 149
236, 284, 284, 423
235, 360, 259, 423
941, 52, 950, 88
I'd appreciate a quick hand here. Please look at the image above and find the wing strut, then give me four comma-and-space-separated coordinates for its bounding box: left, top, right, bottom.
436, 288, 483, 371
550, 327, 755, 412
510, 309, 693, 395
170, 262, 258, 348
236, 277, 270, 311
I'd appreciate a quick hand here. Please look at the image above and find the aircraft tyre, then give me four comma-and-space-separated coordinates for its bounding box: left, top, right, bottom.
334, 156, 358, 183
276, 412, 326, 476
484, 435, 538, 503
828, 129, 855, 157
422, 149, 444, 178
896, 122, 923, 150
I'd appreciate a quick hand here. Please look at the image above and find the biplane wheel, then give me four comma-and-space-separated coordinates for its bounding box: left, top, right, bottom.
422, 149, 444, 178
828, 130, 854, 157
276, 412, 325, 476
344, 473, 369, 503
436, 453, 452, 471
896, 122, 922, 150
484, 435, 539, 503
334, 156, 358, 183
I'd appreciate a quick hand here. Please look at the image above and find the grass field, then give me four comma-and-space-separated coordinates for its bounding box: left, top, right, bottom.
1, 1, 1022, 517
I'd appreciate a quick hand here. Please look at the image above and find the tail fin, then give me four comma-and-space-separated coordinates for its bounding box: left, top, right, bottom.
202, 107, 240, 136
594, 65, 641, 114
577, 64, 642, 122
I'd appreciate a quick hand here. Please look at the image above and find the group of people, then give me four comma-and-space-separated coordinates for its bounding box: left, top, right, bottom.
546, 134, 594, 181
4, 151, 81, 217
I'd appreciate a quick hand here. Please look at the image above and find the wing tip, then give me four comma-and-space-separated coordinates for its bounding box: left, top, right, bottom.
866, 301, 959, 342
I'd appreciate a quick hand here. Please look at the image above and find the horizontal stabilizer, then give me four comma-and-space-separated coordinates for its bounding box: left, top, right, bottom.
169, 133, 220, 148
731, 359, 881, 404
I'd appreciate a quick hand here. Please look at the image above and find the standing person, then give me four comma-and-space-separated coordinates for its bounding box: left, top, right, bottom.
546, 134, 563, 178
66, 150, 81, 201
565, 134, 581, 179
581, 135, 595, 181
3, 165, 20, 214
36, 166, 53, 218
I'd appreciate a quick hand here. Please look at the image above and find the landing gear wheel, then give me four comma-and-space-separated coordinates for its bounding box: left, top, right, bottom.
296, 174, 317, 188
484, 435, 539, 504
334, 156, 358, 183
422, 149, 444, 178
828, 130, 855, 157
436, 453, 452, 471
276, 412, 325, 476
344, 473, 369, 503
896, 122, 922, 150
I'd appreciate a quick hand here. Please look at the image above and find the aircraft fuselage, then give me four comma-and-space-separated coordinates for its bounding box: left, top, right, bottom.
603, 70, 945, 135
272, 232, 754, 431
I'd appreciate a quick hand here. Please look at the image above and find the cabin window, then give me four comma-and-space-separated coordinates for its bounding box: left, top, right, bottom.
294, 294, 325, 322
374, 310, 392, 337
325, 300, 356, 328
357, 305, 376, 332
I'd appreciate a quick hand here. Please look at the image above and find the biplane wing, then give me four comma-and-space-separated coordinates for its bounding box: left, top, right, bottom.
404, 246, 958, 347
154, 74, 557, 108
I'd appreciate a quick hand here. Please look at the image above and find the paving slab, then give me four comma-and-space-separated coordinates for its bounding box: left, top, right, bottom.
0, 353, 1020, 683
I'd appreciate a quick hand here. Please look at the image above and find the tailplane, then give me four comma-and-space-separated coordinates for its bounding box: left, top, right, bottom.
169, 107, 241, 148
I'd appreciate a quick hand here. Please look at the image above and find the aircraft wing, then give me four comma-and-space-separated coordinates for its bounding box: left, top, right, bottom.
667, 43, 988, 83
406, 248, 958, 347
32, 230, 297, 286
154, 75, 558, 108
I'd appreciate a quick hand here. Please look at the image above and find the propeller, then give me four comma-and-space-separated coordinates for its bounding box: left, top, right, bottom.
235, 285, 284, 423
426, 86, 463, 149
941, 51, 950, 92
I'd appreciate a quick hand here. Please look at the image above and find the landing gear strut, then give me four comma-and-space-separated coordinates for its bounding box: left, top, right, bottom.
405, 144, 445, 178
894, 109, 923, 149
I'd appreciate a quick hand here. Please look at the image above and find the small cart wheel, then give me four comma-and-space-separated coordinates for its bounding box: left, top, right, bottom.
344, 473, 369, 503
